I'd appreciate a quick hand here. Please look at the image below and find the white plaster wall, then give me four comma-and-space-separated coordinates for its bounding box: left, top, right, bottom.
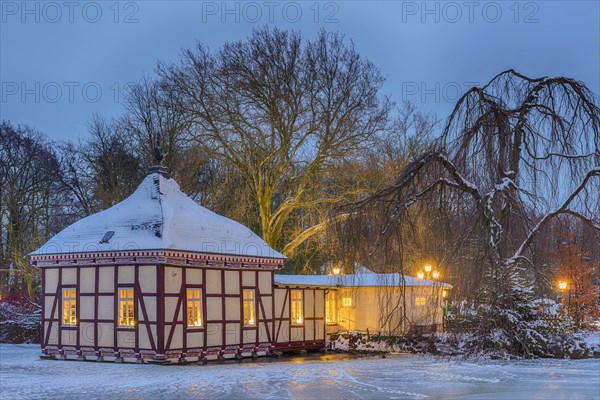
61, 329, 77, 346
165, 297, 182, 322
164, 266, 182, 294
225, 323, 239, 345
62, 268, 77, 285
206, 323, 222, 346
225, 297, 240, 320
186, 268, 202, 285
187, 331, 204, 348
206, 297, 222, 320
97, 296, 114, 320
97, 322, 114, 347
242, 270, 255, 286
79, 296, 95, 320
118, 266, 135, 284
258, 271, 272, 294
44, 269, 58, 294
224, 271, 239, 294
79, 322, 95, 346
80, 268, 95, 293
98, 267, 114, 292
139, 265, 156, 293
117, 330, 136, 348
205, 270, 221, 294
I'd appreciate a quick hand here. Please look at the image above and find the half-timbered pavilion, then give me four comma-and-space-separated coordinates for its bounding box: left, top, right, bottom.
31, 166, 325, 363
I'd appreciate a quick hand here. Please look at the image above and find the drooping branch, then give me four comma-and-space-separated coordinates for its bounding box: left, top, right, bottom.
509, 167, 600, 263
334, 69, 599, 307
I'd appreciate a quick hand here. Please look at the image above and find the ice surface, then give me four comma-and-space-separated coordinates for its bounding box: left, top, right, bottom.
1, 345, 598, 400
30, 173, 284, 259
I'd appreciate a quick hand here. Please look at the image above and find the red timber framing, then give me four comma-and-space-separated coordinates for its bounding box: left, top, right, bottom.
272, 286, 327, 351
33, 249, 298, 363
161, 264, 276, 358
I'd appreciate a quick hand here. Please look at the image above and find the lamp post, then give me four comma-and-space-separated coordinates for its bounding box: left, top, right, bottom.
441, 289, 449, 331
416, 263, 445, 331
558, 280, 571, 316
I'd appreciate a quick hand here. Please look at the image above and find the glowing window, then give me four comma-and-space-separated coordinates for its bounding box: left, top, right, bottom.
290, 290, 303, 325
119, 288, 135, 327
342, 297, 352, 307
326, 291, 337, 324
187, 289, 203, 327
415, 297, 426, 306
243, 289, 256, 326
62, 289, 77, 325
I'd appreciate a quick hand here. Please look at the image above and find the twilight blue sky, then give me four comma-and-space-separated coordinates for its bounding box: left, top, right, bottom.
1, 1, 599, 142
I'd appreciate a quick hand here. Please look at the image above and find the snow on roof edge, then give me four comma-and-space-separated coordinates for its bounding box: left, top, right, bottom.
29, 172, 286, 260
274, 273, 452, 288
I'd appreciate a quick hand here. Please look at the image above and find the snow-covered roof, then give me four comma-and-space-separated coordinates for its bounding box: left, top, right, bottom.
31, 171, 285, 259
274, 273, 451, 288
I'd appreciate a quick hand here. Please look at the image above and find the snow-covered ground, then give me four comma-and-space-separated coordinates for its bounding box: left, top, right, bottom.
1, 345, 599, 400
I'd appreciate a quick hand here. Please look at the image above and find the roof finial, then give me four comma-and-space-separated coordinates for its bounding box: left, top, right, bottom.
154, 131, 164, 165
149, 131, 170, 178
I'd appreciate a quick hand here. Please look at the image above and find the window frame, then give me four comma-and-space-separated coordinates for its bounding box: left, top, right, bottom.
118, 287, 135, 328
415, 296, 426, 306
62, 288, 77, 326
341, 297, 352, 307
242, 289, 256, 327
186, 288, 204, 329
325, 290, 337, 325
290, 289, 304, 326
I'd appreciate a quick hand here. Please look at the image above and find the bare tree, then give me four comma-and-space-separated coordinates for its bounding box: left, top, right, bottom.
58, 116, 144, 215
0, 122, 60, 298
121, 77, 214, 196
159, 27, 391, 253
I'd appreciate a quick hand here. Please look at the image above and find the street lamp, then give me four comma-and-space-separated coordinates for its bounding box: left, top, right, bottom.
331, 266, 342, 275
558, 280, 571, 314
416, 264, 440, 280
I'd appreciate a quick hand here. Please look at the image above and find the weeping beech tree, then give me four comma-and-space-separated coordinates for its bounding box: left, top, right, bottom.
334, 70, 600, 355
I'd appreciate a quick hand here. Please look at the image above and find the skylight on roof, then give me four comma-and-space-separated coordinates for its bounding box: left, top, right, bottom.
100, 231, 115, 244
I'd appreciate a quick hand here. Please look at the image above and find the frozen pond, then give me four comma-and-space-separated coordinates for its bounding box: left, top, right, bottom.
1, 345, 598, 399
